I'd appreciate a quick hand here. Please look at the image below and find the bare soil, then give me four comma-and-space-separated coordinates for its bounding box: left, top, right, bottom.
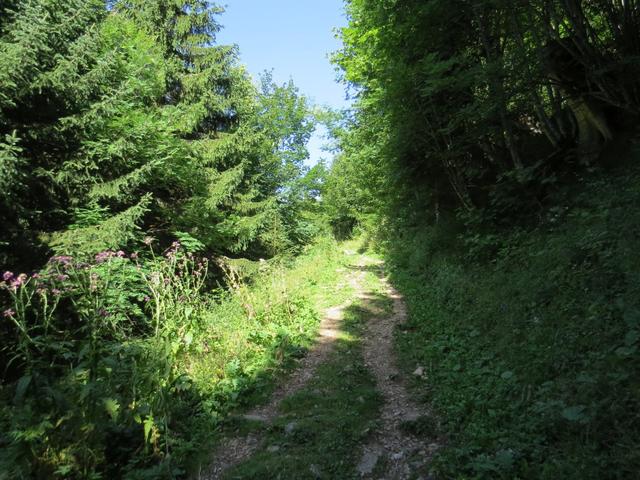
356, 265, 440, 479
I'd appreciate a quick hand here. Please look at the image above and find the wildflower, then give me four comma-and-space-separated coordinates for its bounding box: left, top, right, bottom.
164, 241, 181, 258
95, 251, 115, 264
143, 236, 155, 246
52, 289, 62, 296
32, 273, 41, 279
11, 274, 27, 289
57, 274, 69, 282
3, 308, 15, 318
49, 255, 73, 266
36, 288, 47, 296
143, 296, 151, 303
130, 252, 139, 260
116, 250, 125, 258
2, 271, 13, 282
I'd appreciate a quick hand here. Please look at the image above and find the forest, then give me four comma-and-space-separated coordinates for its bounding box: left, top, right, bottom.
1, 0, 639, 479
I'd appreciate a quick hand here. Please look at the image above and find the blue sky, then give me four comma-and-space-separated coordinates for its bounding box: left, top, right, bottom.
215, 0, 350, 166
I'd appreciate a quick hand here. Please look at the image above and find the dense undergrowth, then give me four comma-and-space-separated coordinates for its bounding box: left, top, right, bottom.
0, 238, 344, 479
380, 161, 640, 479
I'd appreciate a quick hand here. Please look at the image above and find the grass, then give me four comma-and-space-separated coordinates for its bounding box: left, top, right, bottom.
0, 238, 359, 479
379, 162, 640, 479
182, 238, 361, 474
218, 254, 392, 479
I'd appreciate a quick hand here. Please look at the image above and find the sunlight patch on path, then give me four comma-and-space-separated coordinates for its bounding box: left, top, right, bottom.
201, 254, 365, 479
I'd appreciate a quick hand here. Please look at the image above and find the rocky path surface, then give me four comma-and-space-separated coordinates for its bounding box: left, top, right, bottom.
356, 263, 440, 479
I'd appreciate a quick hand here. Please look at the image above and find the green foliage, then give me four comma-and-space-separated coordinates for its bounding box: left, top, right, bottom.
0, 238, 346, 478
385, 164, 640, 479
328, 2, 640, 478
329, 0, 640, 235
1, 0, 318, 269
0, 1, 324, 477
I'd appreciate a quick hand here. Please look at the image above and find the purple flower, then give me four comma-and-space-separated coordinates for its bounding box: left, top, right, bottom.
164, 241, 182, 258
2, 271, 13, 282
57, 274, 69, 282
3, 308, 15, 318
116, 250, 125, 258
10, 274, 27, 289
130, 252, 139, 260
32, 273, 41, 279
95, 251, 120, 264
50, 255, 73, 267
51, 288, 62, 296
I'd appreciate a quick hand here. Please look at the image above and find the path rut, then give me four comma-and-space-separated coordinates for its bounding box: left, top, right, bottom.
356, 262, 440, 479
201, 258, 365, 479
200, 255, 440, 479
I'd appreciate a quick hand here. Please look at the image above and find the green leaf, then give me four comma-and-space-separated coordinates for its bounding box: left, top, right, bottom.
562, 405, 586, 422
143, 415, 154, 443
615, 345, 637, 357
103, 398, 120, 421
501, 370, 514, 380
14, 375, 32, 404
624, 330, 639, 346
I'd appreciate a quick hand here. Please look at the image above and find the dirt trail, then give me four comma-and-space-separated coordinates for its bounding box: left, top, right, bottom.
356, 261, 440, 479
201, 255, 439, 479
201, 257, 365, 479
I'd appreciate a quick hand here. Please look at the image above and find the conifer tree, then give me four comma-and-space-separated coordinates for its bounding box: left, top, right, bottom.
0, 0, 315, 267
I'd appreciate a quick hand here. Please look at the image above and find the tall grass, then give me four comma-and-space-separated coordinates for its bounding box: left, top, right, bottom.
0, 237, 346, 479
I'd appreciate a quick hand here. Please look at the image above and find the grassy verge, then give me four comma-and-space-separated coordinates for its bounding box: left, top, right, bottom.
221, 256, 390, 479
0, 238, 354, 479
181, 239, 359, 474
382, 165, 640, 479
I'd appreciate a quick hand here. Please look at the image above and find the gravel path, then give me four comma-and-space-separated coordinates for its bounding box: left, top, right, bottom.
356, 264, 440, 479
